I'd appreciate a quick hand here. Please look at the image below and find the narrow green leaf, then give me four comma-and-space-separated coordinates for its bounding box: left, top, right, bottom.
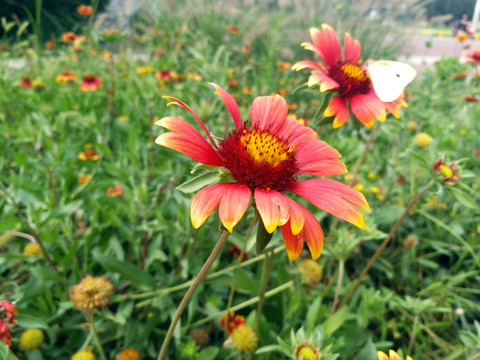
305, 297, 322, 335
93, 251, 156, 290
322, 306, 348, 336
176, 171, 221, 194
15, 314, 48, 329
450, 187, 477, 209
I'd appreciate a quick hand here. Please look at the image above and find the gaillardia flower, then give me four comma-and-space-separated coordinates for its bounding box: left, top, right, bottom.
292, 24, 386, 128
155, 84, 369, 260
70, 275, 114, 312
76, 5, 93, 16
79, 75, 102, 91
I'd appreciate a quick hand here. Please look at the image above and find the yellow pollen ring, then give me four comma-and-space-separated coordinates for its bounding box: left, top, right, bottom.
241, 130, 292, 167
341, 63, 366, 81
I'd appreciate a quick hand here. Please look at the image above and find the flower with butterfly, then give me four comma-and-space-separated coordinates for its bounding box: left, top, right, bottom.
155, 83, 369, 260
292, 24, 415, 128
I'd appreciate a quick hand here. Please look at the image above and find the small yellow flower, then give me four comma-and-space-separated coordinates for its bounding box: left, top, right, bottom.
22, 243, 43, 256
187, 72, 203, 81
101, 51, 112, 60
414, 132, 431, 147
371, 186, 379, 194
32, 79, 44, 89
230, 324, 258, 354
19, 328, 44, 351
424, 195, 447, 209
456, 32, 468, 42
353, 183, 364, 192
117, 348, 141, 360
367, 172, 376, 179
459, 129, 467, 136
406, 121, 417, 131
70, 275, 114, 312
117, 115, 129, 122
136, 66, 153, 75
297, 259, 322, 287
72, 346, 96, 360
296, 343, 320, 359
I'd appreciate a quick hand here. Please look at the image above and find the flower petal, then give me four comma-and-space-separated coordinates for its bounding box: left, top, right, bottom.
277, 117, 317, 147
190, 184, 225, 229
290, 179, 369, 228
155, 117, 223, 166
209, 83, 243, 129
350, 93, 386, 127
389, 350, 401, 360
218, 184, 251, 232
254, 189, 290, 233
291, 59, 324, 71
377, 352, 390, 360
280, 204, 323, 260
295, 140, 347, 176
250, 95, 288, 134
162, 96, 218, 149
308, 72, 339, 92
310, 25, 341, 67
324, 97, 350, 128
344, 33, 361, 63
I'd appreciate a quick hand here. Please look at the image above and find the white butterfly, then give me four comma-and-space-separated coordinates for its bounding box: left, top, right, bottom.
367, 60, 417, 102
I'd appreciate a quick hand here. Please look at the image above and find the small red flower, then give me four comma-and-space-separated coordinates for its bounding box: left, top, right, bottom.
220, 312, 245, 334
241, 44, 251, 53
228, 79, 238, 87
0, 320, 11, 346
77, 5, 93, 16
78, 143, 100, 161
475, 147, 480, 156
19, 76, 32, 88
464, 95, 480, 102
156, 69, 174, 82
56, 71, 77, 83
227, 244, 248, 260
226, 25, 240, 34
452, 71, 467, 79
45, 41, 56, 48
106, 185, 123, 197
79, 75, 102, 91
463, 48, 480, 65
62, 32, 78, 43
0, 301, 17, 324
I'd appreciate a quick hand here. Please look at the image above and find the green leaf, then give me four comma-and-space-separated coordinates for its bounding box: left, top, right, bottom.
322, 306, 348, 336
15, 314, 48, 329
198, 346, 220, 360
256, 219, 274, 255
0, 340, 20, 359
407, 149, 430, 169
92, 250, 156, 290
449, 187, 477, 209
305, 297, 322, 335
43, 200, 84, 223
176, 171, 222, 194
233, 268, 259, 294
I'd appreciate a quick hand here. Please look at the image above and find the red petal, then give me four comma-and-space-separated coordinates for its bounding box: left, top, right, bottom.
291, 59, 324, 71
350, 93, 386, 127
280, 225, 304, 261
290, 179, 369, 228
209, 83, 243, 130
155, 117, 223, 166
324, 97, 350, 128
162, 96, 218, 149
295, 140, 347, 176
302, 207, 324, 260
310, 25, 341, 67
308, 72, 339, 92
190, 184, 225, 229
218, 184, 251, 232
277, 117, 317, 147
250, 95, 288, 134
343, 33, 361, 63
254, 189, 290, 233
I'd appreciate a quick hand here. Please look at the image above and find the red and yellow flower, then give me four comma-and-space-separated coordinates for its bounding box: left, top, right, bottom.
79, 75, 102, 91
62, 32, 78, 43
78, 143, 100, 161
0, 301, 17, 346
292, 24, 388, 128
106, 185, 123, 197
220, 312, 245, 334
77, 5, 93, 16
56, 71, 77, 83
19, 75, 32, 89
155, 84, 369, 260
463, 48, 480, 65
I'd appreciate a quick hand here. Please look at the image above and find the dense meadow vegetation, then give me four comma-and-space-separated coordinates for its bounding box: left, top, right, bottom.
0, 1, 479, 359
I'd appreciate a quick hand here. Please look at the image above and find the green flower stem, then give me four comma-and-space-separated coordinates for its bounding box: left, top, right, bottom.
225, 213, 259, 330
129, 245, 285, 305
337, 180, 435, 311
89, 311, 107, 360
407, 315, 419, 354
256, 248, 274, 331
157, 230, 230, 360
330, 258, 345, 314
189, 280, 295, 329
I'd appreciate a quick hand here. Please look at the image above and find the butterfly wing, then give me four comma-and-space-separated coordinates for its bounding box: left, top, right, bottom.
368, 61, 417, 102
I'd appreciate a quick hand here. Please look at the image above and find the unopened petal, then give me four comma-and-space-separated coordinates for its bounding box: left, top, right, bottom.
250, 95, 288, 134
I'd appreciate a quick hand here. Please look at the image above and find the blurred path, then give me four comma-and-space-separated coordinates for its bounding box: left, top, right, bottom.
400, 35, 480, 71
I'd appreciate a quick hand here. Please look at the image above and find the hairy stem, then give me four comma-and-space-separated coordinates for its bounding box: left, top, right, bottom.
89, 311, 107, 360
157, 230, 230, 360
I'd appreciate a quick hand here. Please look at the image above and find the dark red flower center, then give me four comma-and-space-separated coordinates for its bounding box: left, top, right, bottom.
328, 62, 371, 99
218, 127, 298, 191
